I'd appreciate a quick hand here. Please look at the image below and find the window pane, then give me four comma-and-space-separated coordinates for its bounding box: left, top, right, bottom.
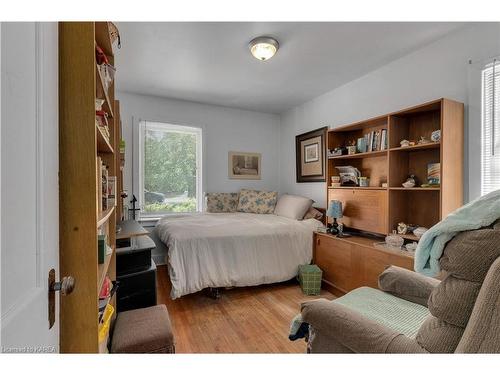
143, 125, 198, 214
481, 62, 500, 195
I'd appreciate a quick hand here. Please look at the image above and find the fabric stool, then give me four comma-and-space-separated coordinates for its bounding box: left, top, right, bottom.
111, 304, 175, 353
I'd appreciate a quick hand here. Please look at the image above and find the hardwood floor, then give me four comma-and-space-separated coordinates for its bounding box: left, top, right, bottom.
156, 265, 335, 353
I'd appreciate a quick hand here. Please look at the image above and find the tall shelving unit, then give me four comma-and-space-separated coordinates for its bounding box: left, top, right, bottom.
59, 22, 121, 353
326, 98, 464, 239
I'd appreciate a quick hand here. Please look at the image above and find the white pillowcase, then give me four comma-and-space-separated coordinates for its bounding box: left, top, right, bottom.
274, 194, 314, 220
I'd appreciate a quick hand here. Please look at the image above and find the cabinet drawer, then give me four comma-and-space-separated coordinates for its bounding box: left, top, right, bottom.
314, 234, 354, 292
327, 189, 388, 234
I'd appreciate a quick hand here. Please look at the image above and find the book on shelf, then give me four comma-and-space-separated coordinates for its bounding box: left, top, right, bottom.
101, 162, 108, 211
360, 129, 387, 153
107, 176, 116, 207
427, 163, 440, 185
96, 156, 103, 213
373, 130, 379, 151
380, 129, 387, 151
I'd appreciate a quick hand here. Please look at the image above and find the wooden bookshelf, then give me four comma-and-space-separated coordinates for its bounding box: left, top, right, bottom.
59, 22, 121, 353
326, 98, 463, 239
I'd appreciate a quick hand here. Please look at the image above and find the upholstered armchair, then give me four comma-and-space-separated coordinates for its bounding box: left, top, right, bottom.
301, 225, 500, 353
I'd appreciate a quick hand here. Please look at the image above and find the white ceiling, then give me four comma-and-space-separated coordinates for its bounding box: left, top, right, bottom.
115, 22, 466, 114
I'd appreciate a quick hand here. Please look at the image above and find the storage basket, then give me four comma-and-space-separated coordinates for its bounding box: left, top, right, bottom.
98, 303, 114, 353
298, 264, 322, 296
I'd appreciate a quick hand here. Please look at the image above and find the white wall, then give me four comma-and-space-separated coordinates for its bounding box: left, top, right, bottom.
116, 91, 281, 205
279, 23, 500, 207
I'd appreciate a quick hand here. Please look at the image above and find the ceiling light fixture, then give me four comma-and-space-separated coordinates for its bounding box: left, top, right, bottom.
248, 36, 279, 61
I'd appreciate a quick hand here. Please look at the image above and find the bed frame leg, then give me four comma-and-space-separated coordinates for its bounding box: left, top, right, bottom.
208, 287, 221, 299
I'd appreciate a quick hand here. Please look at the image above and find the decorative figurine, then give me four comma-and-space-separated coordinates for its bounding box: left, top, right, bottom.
402, 174, 417, 188
418, 136, 431, 145
397, 222, 408, 235
431, 129, 441, 142
400, 139, 410, 147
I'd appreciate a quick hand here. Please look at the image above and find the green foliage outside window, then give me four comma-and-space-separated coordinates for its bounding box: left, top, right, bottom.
143, 128, 197, 213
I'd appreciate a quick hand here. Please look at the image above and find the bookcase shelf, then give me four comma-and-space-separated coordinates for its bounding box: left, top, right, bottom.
328, 186, 387, 191
326, 98, 463, 239
96, 123, 114, 153
59, 22, 122, 353
389, 142, 440, 152
96, 63, 114, 118
98, 245, 115, 293
328, 149, 387, 160
97, 206, 115, 228
389, 187, 440, 191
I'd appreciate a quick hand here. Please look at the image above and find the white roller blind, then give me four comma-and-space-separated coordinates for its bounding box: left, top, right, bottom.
481, 59, 500, 195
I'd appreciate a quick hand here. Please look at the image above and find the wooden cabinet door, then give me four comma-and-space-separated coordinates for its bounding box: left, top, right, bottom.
327, 189, 388, 234
314, 235, 356, 293
361, 247, 414, 289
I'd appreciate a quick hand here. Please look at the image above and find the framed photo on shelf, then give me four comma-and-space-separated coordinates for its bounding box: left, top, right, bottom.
295, 126, 327, 183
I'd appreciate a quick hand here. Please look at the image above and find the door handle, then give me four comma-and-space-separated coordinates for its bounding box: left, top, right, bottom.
48, 269, 75, 329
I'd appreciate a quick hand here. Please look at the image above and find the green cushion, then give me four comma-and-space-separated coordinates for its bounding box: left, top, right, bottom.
333, 287, 430, 338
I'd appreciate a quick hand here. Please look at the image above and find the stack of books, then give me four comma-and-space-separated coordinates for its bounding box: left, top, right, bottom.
96, 110, 111, 143
96, 157, 116, 213
361, 128, 388, 152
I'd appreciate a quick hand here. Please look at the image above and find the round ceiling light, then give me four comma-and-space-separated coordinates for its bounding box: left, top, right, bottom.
248, 36, 279, 61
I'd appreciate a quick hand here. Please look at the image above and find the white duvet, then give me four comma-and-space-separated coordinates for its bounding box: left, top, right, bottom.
155, 212, 323, 299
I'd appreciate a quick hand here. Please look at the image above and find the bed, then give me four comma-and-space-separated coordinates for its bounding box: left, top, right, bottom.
155, 212, 323, 299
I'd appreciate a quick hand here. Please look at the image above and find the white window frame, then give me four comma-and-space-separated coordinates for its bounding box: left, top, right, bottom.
138, 120, 203, 218
481, 60, 500, 196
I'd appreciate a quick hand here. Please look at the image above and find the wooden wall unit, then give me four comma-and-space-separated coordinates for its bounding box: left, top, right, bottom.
317, 99, 463, 294
327, 98, 464, 238
59, 22, 121, 353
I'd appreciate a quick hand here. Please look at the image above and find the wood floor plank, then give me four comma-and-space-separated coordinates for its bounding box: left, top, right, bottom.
156, 265, 334, 353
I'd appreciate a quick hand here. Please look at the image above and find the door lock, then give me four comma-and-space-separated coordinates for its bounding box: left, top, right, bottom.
48, 269, 75, 329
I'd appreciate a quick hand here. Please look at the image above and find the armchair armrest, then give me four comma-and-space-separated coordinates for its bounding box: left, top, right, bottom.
301, 299, 428, 353
378, 266, 440, 307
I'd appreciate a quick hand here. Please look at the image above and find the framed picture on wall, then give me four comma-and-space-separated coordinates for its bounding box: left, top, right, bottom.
228, 151, 262, 180
295, 127, 327, 183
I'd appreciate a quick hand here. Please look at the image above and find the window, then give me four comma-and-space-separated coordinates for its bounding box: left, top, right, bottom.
139, 121, 202, 216
481, 59, 500, 195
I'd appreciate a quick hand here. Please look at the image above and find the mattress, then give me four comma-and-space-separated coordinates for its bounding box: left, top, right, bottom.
155, 212, 323, 299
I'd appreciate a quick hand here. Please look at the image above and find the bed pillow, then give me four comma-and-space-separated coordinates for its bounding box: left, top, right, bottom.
303, 207, 324, 221
206, 192, 239, 213
274, 194, 314, 220
237, 189, 278, 214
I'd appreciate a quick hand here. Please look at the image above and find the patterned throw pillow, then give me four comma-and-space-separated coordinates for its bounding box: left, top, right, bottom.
206, 192, 239, 213
303, 207, 324, 221
237, 189, 278, 214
